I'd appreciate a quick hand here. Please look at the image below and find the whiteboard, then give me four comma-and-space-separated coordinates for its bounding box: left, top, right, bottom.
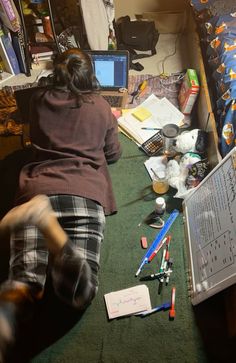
183, 147, 236, 305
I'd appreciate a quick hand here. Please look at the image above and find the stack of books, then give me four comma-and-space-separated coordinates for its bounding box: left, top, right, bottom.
0, 24, 20, 80
30, 44, 55, 70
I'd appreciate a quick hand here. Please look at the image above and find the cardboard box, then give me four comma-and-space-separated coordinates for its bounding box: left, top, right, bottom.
178, 69, 200, 115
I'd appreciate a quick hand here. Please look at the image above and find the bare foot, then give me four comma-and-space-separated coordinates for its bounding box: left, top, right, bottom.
0, 195, 56, 232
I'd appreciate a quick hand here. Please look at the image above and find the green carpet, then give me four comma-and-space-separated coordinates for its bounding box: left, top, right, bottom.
29, 134, 207, 363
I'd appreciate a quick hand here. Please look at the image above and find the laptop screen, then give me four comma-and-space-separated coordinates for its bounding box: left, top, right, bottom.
88, 50, 129, 90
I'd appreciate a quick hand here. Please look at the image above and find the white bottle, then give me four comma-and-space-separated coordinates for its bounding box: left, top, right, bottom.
155, 197, 166, 215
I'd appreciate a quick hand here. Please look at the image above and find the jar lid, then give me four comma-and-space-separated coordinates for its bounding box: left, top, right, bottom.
162, 124, 179, 138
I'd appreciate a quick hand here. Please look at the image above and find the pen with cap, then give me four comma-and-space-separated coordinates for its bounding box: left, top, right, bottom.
158, 247, 167, 294
148, 236, 167, 262
169, 287, 176, 320
140, 269, 173, 281
162, 236, 172, 275
136, 301, 171, 317
141, 127, 161, 130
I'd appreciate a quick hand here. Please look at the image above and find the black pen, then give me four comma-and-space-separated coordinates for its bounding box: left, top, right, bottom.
139, 271, 166, 281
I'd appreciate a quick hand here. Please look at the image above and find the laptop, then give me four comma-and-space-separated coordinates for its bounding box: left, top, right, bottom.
87, 50, 129, 108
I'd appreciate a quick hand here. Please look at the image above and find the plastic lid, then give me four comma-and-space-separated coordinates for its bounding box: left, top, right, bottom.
155, 197, 165, 207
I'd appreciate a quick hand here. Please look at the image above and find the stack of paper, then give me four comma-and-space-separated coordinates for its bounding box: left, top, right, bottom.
118, 94, 184, 145
104, 285, 152, 319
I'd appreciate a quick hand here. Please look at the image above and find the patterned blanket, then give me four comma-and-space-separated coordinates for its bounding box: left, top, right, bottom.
0, 83, 36, 136
127, 73, 182, 108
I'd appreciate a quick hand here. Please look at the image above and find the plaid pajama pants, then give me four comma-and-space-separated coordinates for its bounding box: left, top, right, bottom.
8, 195, 106, 308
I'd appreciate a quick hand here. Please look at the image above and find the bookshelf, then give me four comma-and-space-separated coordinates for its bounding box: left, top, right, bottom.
16, 0, 61, 75
0, 0, 61, 81
0, 0, 86, 84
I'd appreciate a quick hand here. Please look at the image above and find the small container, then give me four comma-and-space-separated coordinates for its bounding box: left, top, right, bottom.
155, 197, 166, 215
42, 16, 53, 39
34, 18, 44, 33
162, 124, 179, 157
152, 170, 169, 194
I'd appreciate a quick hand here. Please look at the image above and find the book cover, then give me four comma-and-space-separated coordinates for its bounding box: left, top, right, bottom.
0, 0, 21, 32
10, 29, 27, 74
0, 26, 20, 74
0, 31, 13, 73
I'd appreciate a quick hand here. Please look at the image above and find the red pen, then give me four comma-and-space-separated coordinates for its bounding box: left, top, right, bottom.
148, 237, 167, 262
164, 235, 172, 262
169, 287, 176, 320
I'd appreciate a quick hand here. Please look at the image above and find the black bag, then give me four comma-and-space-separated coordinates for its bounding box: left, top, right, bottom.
114, 16, 159, 71
117, 16, 159, 54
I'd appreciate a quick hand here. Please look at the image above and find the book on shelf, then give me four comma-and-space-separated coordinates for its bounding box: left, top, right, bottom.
10, 27, 28, 74
0, 0, 21, 32
32, 53, 53, 61
30, 44, 55, 57
30, 44, 56, 67
0, 25, 20, 74
118, 94, 185, 145
31, 58, 53, 70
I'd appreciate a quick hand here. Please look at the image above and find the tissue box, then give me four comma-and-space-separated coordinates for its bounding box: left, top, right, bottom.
178, 69, 200, 115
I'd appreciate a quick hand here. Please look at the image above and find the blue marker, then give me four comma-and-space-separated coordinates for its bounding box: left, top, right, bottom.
141, 127, 161, 130
137, 301, 171, 317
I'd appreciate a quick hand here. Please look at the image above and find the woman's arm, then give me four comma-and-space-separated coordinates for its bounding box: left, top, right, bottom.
104, 113, 122, 164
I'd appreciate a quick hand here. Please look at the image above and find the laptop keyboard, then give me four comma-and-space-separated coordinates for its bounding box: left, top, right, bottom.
103, 95, 123, 107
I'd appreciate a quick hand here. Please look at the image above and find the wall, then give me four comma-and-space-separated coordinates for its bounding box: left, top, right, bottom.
113, 0, 188, 19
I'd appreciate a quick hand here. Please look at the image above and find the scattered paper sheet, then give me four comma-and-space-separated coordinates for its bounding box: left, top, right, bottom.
104, 285, 152, 319
144, 156, 168, 180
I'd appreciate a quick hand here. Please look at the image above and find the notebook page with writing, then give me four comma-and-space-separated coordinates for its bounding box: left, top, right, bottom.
155, 97, 184, 127
118, 94, 184, 145
104, 285, 152, 319
118, 95, 163, 144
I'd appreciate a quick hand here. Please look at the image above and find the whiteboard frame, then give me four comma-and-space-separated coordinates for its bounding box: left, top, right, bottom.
183, 147, 236, 305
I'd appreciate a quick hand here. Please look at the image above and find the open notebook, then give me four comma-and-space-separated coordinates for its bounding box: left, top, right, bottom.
118, 94, 185, 145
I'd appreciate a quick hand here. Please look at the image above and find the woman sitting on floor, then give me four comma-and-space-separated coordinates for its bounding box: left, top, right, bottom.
0, 48, 121, 362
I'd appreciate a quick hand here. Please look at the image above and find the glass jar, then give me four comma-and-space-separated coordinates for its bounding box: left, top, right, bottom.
161, 124, 179, 157
152, 170, 169, 194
